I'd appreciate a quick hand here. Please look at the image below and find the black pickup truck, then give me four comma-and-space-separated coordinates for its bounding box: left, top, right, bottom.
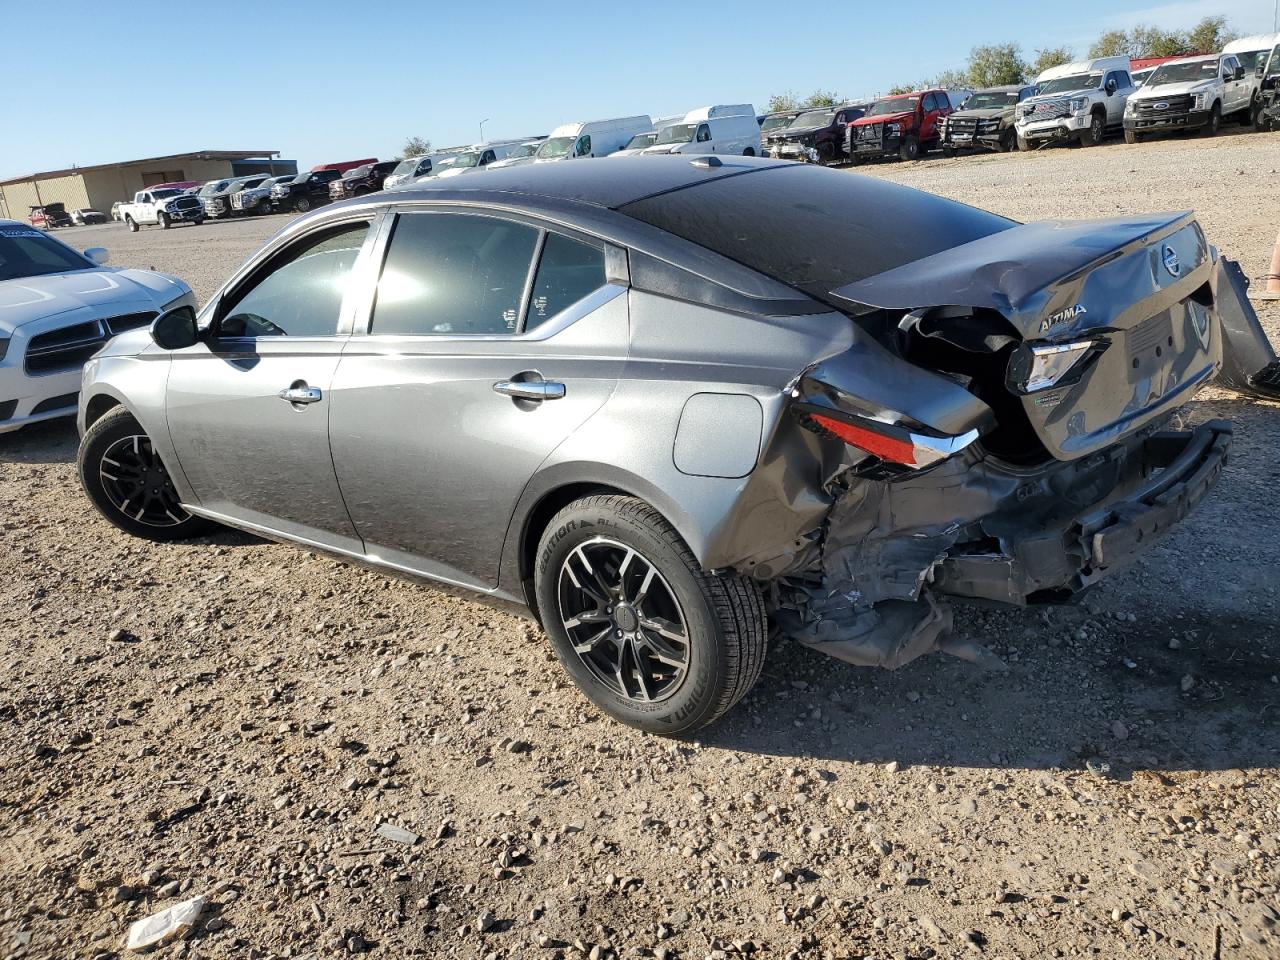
270, 169, 343, 213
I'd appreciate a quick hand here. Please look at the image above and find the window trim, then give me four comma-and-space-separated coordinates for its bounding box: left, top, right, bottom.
207, 212, 382, 342
353, 205, 622, 342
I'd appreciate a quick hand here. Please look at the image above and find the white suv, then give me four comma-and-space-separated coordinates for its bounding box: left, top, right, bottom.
1015, 56, 1135, 149
1123, 54, 1253, 142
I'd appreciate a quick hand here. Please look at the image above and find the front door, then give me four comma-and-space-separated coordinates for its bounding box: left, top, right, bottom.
328, 209, 628, 588
166, 218, 376, 552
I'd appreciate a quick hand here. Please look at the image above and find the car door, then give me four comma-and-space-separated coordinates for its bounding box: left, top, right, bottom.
1105, 71, 1130, 124
164, 214, 379, 552
1222, 57, 1245, 112
920, 93, 941, 142
328, 208, 628, 589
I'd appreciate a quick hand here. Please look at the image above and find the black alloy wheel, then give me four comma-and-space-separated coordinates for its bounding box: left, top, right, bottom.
557, 536, 691, 704
78, 407, 215, 542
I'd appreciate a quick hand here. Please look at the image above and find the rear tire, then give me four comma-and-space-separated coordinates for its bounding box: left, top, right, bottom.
295, 196, 312, 213
1250, 94, 1265, 130
534, 494, 767, 735
898, 135, 920, 161
78, 407, 216, 542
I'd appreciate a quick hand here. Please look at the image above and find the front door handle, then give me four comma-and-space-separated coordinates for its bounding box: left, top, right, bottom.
493, 379, 566, 402
278, 384, 322, 404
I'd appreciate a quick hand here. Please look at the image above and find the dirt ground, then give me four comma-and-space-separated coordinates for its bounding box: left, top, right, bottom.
2, 129, 1279, 960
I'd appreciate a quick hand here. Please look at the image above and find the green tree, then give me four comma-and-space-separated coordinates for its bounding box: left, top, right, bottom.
935, 67, 973, 90
966, 42, 1029, 87
1031, 46, 1074, 75
1187, 15, 1238, 53
886, 82, 917, 95
401, 136, 432, 158
1128, 24, 1188, 58
804, 89, 841, 107
767, 91, 801, 113
1089, 30, 1133, 58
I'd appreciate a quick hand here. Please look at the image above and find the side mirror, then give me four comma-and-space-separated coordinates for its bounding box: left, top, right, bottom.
1105, 80, 1117, 96
1236, 67, 1246, 81
84, 247, 109, 265
150, 305, 200, 351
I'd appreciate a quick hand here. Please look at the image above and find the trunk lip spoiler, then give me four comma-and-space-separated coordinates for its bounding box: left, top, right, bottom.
828, 211, 1199, 317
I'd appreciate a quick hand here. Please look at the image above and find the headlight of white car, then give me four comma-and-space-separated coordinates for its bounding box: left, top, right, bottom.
1192, 91, 1208, 111
1069, 96, 1090, 115
1124, 98, 1137, 115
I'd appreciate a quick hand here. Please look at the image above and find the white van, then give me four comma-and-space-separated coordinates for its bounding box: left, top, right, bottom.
486, 139, 546, 170
643, 104, 761, 156
383, 149, 465, 189
533, 116, 653, 162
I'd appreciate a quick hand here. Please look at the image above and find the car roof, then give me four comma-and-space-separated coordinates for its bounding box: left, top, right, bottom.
380, 155, 784, 210
972, 84, 1029, 93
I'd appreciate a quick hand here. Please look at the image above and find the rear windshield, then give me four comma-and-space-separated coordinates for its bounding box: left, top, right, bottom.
617, 165, 1013, 303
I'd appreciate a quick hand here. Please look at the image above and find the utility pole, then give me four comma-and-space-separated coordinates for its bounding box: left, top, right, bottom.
479, 118, 490, 142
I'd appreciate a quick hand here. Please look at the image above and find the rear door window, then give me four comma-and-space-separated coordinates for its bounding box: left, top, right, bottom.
526, 233, 607, 331
371, 213, 539, 336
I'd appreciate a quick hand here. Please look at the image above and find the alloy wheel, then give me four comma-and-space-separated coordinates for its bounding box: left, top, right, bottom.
557, 537, 690, 703
98, 435, 188, 528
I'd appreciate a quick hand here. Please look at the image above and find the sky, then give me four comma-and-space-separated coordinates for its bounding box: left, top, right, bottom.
2, 0, 1277, 179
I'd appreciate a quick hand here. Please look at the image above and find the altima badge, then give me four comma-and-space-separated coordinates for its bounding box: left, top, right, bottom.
1039, 303, 1087, 333
1162, 244, 1181, 278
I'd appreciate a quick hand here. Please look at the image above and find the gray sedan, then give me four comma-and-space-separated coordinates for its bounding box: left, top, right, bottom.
76, 156, 1259, 732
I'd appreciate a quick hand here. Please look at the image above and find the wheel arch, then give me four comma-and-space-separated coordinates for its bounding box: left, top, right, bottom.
83, 392, 123, 429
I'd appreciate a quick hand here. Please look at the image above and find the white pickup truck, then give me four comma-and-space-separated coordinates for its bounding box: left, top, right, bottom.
118, 188, 206, 232
1123, 54, 1254, 141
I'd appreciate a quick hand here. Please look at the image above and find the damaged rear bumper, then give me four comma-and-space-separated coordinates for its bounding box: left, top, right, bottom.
782, 421, 1231, 670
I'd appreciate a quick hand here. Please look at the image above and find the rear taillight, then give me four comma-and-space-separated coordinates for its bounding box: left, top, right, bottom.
1006, 339, 1107, 394
800, 410, 979, 469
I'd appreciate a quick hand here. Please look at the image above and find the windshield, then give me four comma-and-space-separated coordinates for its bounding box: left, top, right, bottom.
1148, 60, 1219, 85
761, 115, 794, 133
150, 188, 181, 200
198, 181, 229, 196
391, 158, 420, 177
438, 151, 482, 170
623, 133, 657, 149
790, 109, 832, 127
512, 142, 540, 158
535, 136, 576, 159
0, 228, 91, 281
1038, 73, 1101, 95
344, 165, 372, 179
655, 123, 696, 145
963, 91, 1019, 110
866, 96, 919, 117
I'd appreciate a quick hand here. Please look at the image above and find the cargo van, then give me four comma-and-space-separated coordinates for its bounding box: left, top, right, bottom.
431, 140, 538, 178
643, 104, 761, 155
533, 116, 653, 161
1222, 33, 1280, 126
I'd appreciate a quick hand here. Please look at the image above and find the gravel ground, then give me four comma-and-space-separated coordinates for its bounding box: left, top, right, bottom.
2, 130, 1279, 960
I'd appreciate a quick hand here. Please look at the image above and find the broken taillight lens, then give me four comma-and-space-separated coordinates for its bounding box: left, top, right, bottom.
808, 413, 919, 465
1008, 339, 1104, 394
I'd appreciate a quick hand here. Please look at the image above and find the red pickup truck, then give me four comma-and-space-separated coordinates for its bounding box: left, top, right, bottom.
312, 158, 377, 175
846, 89, 963, 162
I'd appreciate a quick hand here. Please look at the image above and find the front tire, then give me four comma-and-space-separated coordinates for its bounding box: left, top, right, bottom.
78, 408, 215, 542
126, 216, 138, 233
1016, 133, 1031, 151
1079, 111, 1105, 147
158, 212, 171, 229
898, 134, 920, 161
1201, 102, 1221, 137
1124, 129, 1142, 144
534, 494, 767, 734
294, 196, 312, 213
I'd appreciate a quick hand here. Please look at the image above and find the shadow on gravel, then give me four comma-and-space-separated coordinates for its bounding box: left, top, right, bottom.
704, 605, 1280, 775
0, 418, 78, 464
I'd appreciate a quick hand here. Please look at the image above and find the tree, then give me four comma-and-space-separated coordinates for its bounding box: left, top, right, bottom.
767, 91, 801, 113
886, 82, 917, 95
1089, 30, 1133, 58
804, 89, 840, 107
1031, 46, 1074, 75
401, 136, 432, 158
1187, 16, 1238, 53
967, 43, 1028, 87
1129, 24, 1188, 58
934, 67, 972, 90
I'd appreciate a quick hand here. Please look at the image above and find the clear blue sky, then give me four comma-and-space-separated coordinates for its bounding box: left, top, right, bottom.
2, 0, 1276, 178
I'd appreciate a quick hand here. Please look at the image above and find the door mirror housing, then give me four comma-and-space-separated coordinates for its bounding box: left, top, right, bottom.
1105, 79, 1117, 96
84, 247, 109, 265
1235, 66, 1246, 80
150, 305, 201, 351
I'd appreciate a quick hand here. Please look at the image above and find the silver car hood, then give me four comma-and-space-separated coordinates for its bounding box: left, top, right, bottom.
0, 268, 187, 336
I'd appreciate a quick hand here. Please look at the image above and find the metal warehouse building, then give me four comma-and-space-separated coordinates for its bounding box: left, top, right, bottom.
0, 150, 297, 222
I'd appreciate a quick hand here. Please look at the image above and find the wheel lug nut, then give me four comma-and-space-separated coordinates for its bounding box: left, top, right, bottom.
615, 630, 623, 638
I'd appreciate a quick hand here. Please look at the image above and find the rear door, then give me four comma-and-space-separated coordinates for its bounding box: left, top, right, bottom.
328, 208, 628, 588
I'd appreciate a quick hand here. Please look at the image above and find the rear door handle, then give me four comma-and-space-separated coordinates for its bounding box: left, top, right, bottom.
493, 379, 566, 401
278, 384, 322, 404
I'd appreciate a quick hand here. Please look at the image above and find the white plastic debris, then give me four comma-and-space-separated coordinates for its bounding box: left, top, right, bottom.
376, 823, 420, 845
125, 894, 206, 952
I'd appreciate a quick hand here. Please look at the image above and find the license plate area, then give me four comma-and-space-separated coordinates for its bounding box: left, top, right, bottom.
1126, 311, 1175, 383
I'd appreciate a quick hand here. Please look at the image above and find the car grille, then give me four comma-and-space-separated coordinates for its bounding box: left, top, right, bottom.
31, 392, 78, 414
948, 117, 978, 135
174, 197, 201, 211
24, 312, 157, 375
855, 123, 882, 142
1024, 99, 1070, 120
1134, 95, 1194, 117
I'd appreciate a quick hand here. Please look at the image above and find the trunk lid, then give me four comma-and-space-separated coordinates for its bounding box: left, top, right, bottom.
829, 212, 1221, 461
